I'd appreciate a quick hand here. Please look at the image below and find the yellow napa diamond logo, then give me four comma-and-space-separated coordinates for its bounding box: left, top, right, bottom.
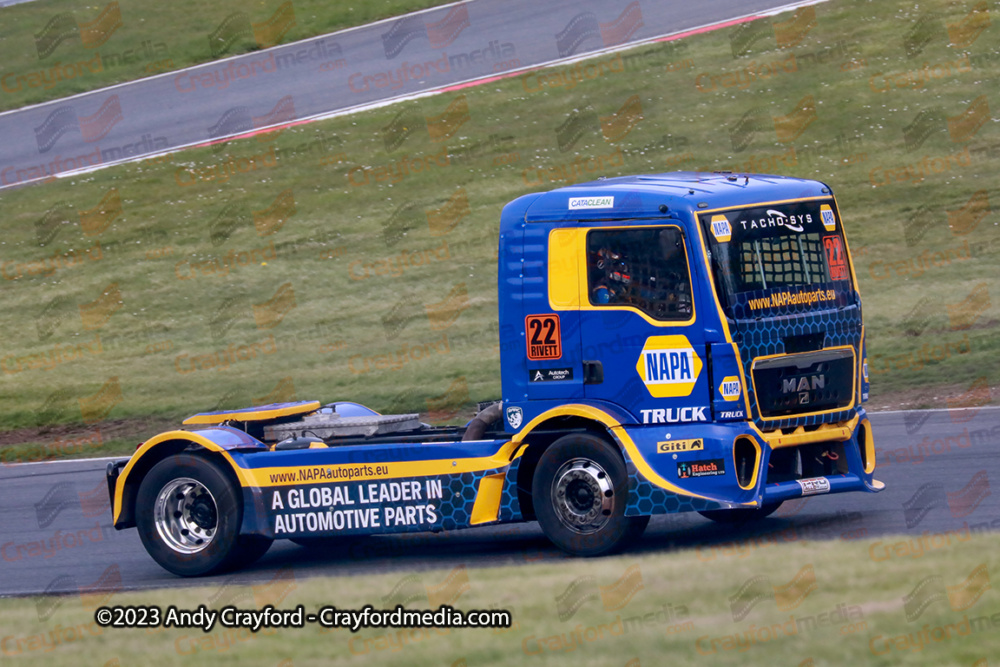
820, 204, 836, 231
636, 335, 702, 398
719, 376, 741, 402
710, 215, 732, 242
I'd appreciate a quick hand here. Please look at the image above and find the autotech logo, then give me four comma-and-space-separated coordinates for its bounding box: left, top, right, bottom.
729, 564, 817, 621
208, 1, 297, 57
902, 563, 990, 621
34, 2, 122, 59
382, 4, 470, 58
207, 95, 297, 146
555, 1, 643, 58
33, 94, 123, 153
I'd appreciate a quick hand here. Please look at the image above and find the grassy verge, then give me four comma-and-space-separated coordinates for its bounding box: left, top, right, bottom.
1, 531, 997, 665
0, 0, 997, 447
0, 0, 455, 111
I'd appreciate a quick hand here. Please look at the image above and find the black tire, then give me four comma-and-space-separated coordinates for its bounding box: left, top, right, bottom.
231, 535, 273, 568
698, 501, 783, 524
136, 453, 249, 576
532, 433, 649, 556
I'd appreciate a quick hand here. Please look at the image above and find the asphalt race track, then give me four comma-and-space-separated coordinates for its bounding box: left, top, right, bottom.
0, 0, 816, 189
1, 408, 997, 597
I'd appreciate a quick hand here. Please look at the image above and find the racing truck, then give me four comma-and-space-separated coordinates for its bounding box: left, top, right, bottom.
106, 171, 882, 576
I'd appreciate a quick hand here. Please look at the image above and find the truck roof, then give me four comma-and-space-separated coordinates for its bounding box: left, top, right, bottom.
510, 171, 832, 226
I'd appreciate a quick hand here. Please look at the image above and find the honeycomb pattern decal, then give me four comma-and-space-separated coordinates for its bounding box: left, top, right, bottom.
439, 467, 508, 531
499, 457, 523, 522
622, 459, 727, 516
732, 306, 863, 431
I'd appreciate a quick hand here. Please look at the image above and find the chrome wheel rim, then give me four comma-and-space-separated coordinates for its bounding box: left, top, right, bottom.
154, 477, 218, 554
551, 458, 615, 534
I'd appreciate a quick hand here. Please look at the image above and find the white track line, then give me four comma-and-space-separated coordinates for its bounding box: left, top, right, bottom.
5, 0, 830, 187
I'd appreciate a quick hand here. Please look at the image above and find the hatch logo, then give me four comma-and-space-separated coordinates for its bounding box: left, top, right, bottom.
710, 215, 732, 242
636, 335, 702, 398
719, 376, 740, 401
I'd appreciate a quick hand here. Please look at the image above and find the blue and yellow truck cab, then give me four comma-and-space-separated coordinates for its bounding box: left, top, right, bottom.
107, 172, 882, 576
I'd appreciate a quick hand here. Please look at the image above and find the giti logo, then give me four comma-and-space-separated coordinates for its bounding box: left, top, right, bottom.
820, 204, 836, 231
719, 376, 740, 401
636, 335, 702, 398
657, 439, 704, 453
710, 215, 732, 242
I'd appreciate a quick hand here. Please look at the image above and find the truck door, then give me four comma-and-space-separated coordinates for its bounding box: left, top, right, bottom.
523, 223, 585, 401
577, 223, 713, 425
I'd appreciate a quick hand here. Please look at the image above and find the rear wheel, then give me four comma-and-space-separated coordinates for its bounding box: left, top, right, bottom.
532, 434, 648, 556
136, 453, 264, 576
698, 501, 783, 524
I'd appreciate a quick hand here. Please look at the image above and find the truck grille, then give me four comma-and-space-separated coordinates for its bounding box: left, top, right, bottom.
752, 348, 854, 418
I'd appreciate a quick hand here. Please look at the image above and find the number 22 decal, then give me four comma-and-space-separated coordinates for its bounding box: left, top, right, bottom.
525, 314, 562, 360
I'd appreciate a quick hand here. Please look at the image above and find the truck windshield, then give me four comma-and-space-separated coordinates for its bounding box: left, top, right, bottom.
699, 199, 855, 318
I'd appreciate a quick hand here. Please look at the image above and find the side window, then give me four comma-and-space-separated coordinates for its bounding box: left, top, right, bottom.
586, 227, 693, 320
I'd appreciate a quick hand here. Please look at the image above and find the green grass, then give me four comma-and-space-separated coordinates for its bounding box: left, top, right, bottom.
0, 0, 997, 446
0, 0, 456, 111
1, 530, 997, 665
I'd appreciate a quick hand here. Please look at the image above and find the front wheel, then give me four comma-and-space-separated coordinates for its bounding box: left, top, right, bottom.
698, 501, 783, 524
136, 453, 253, 576
532, 434, 648, 556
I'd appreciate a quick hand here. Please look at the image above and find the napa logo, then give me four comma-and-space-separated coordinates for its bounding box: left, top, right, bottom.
636, 335, 702, 398
821, 204, 836, 231
710, 214, 732, 242
719, 376, 740, 402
